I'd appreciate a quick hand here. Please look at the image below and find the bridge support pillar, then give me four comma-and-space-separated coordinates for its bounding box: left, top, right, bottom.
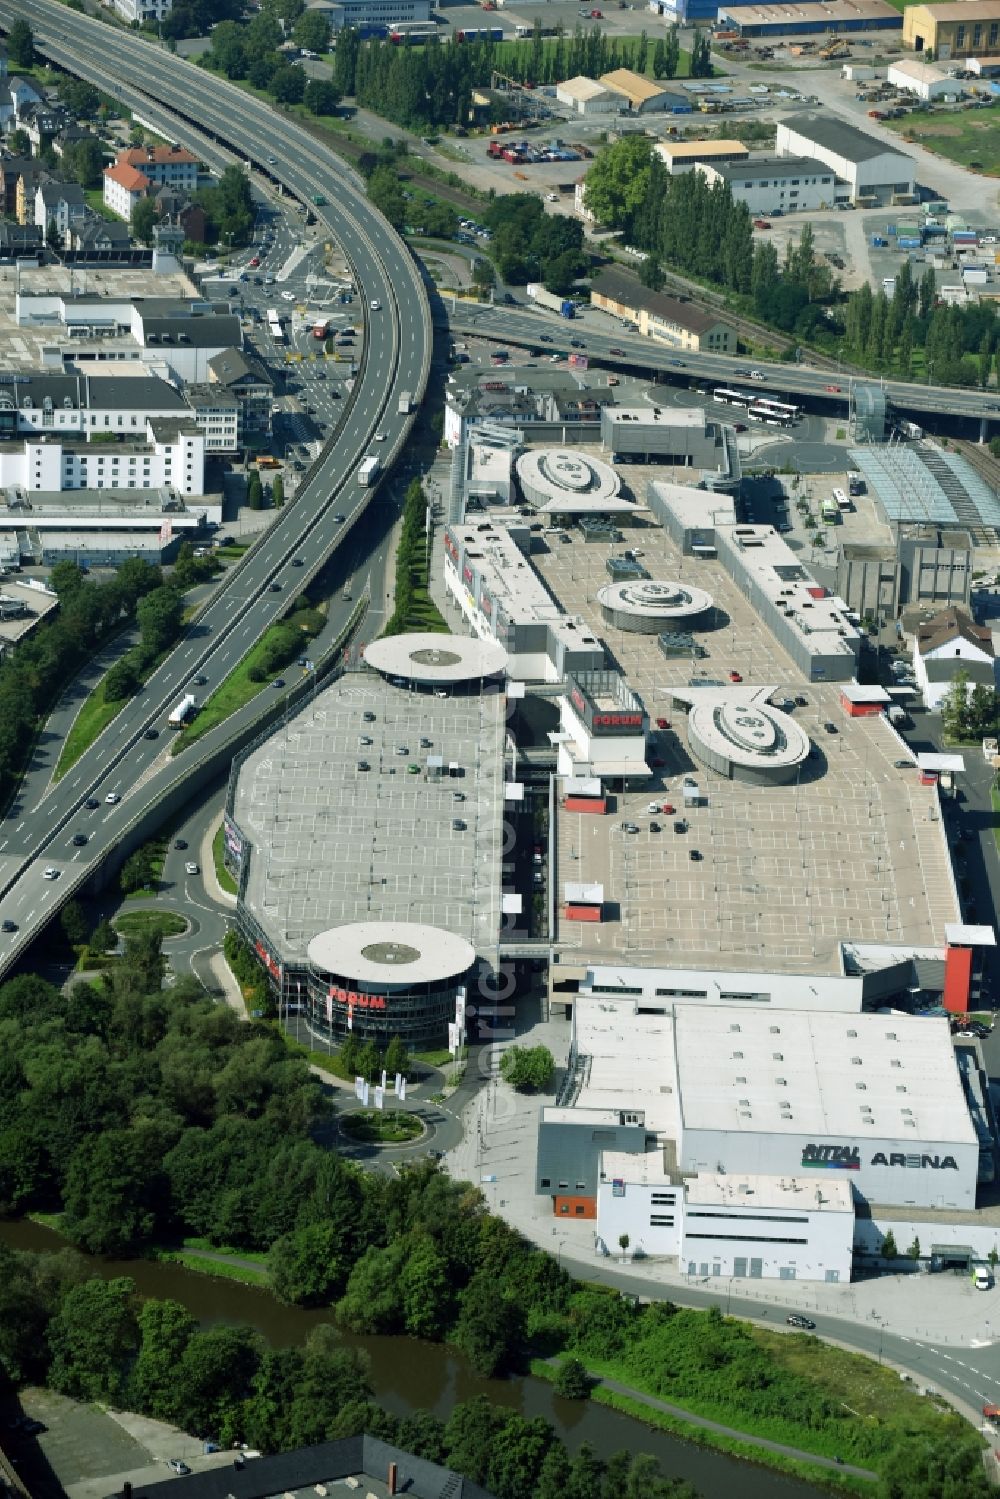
980, 417, 988, 445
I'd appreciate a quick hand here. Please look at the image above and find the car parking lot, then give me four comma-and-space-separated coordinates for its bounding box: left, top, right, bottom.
532, 520, 957, 973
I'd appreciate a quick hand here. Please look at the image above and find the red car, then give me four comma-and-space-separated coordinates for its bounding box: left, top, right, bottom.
662, 803, 675, 815
753, 219, 771, 230
729, 670, 743, 683
656, 716, 669, 729
610, 346, 626, 357
249, 256, 260, 268
825, 383, 841, 393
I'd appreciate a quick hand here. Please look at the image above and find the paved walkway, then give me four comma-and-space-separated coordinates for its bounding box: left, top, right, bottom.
570, 1366, 876, 1481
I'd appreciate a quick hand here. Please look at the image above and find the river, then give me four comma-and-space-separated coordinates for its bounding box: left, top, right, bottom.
1, 1219, 828, 1499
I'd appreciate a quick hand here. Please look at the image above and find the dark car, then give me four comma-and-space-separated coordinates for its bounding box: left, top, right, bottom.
689, 848, 702, 861
193, 674, 208, 686
674, 819, 687, 834
333, 513, 345, 523
610, 346, 626, 356
292, 557, 304, 566
174, 839, 188, 851
786, 1314, 815, 1330
84, 798, 99, 810
794, 695, 808, 707
649, 820, 660, 832
270, 581, 282, 591
272, 678, 286, 689
2, 919, 18, 933
144, 727, 160, 740
571, 338, 585, 349
540, 334, 552, 343
72, 833, 87, 847
823, 721, 838, 734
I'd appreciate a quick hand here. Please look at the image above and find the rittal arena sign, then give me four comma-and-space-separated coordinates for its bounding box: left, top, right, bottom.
801, 1143, 958, 1172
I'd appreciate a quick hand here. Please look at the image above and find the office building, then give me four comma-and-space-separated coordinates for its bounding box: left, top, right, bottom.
697, 156, 837, 216
775, 114, 915, 204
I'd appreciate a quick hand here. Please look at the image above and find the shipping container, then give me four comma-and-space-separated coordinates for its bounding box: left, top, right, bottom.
565, 904, 602, 923
564, 796, 607, 814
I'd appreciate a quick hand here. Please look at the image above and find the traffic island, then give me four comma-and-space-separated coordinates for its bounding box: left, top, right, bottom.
339, 1109, 425, 1145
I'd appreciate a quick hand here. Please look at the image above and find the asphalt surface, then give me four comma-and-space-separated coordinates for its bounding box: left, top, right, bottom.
448, 302, 1000, 426
0, 0, 431, 974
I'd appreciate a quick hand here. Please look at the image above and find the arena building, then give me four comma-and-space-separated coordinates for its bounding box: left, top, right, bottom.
515, 448, 623, 517
596, 578, 714, 634
226, 635, 507, 1045
678, 685, 812, 785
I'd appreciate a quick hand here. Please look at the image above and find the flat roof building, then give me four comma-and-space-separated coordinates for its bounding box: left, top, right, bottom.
888, 57, 964, 97
654, 139, 750, 174
515, 447, 624, 515
903, 1, 1000, 59
679, 685, 811, 784
775, 114, 915, 204
697, 156, 838, 216
601, 406, 740, 491
443, 521, 605, 682
718, 0, 903, 36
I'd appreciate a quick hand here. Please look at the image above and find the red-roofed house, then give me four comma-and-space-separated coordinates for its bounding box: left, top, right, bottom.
122, 145, 199, 192
103, 159, 152, 222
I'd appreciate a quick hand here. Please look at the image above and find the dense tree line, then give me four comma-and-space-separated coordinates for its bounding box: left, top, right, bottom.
0, 1248, 694, 1499
940, 669, 1000, 742
0, 560, 162, 809
842, 261, 999, 385
483, 193, 585, 289
385, 479, 446, 635
201, 7, 341, 118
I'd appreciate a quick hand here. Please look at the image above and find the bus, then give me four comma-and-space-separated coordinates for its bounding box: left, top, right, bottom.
267, 309, 285, 344
389, 20, 438, 41
712, 387, 752, 409
821, 500, 838, 524
455, 25, 503, 41
833, 487, 851, 512
748, 397, 800, 425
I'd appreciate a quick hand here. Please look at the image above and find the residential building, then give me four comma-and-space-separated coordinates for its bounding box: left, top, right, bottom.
903, 1, 1000, 58
775, 114, 915, 204
912, 604, 997, 709
0, 154, 34, 216
34, 179, 86, 248
590, 267, 736, 353
5, 74, 43, 118
15, 166, 43, 225
71, 216, 132, 255
556, 76, 618, 115
716, 0, 902, 36
654, 138, 750, 175
53, 124, 98, 161
112, 0, 174, 22
696, 156, 837, 215
0, 421, 206, 496
0, 222, 42, 262
121, 144, 199, 192
599, 68, 687, 113
19, 102, 70, 150
103, 158, 151, 221
207, 347, 273, 439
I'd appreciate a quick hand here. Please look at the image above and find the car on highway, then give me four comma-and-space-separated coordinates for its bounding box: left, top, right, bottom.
540, 334, 552, 342
570, 338, 585, 348
1, 920, 17, 933
375, 432, 386, 441
250, 257, 260, 268
786, 1314, 816, 1330
333, 513, 345, 523
610, 346, 626, 356
825, 383, 842, 393
185, 862, 199, 876
174, 839, 188, 850
193, 675, 208, 686
167, 1461, 191, 1476
272, 678, 285, 688
144, 727, 159, 740
370, 299, 381, 311
43, 868, 60, 880
292, 557, 304, 566
749, 370, 764, 381
668, 358, 686, 368
72, 833, 87, 847
266, 156, 277, 164
105, 792, 120, 804
270, 581, 282, 591
85, 798, 99, 810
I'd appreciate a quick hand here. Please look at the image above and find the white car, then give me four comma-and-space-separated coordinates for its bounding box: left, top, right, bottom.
375, 432, 387, 442
43, 867, 60, 880
185, 862, 199, 876
280, 290, 295, 302
105, 792, 120, 804
370, 298, 381, 311
750, 369, 765, 381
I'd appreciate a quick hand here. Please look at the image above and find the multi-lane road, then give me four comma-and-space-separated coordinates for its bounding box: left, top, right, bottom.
448, 302, 1000, 427
0, 0, 431, 974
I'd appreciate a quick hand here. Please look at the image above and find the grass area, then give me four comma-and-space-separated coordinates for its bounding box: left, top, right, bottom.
83, 188, 125, 224
214, 542, 251, 561
884, 104, 1000, 173
171, 620, 308, 752
151, 1240, 270, 1288
213, 823, 239, 896
54, 633, 179, 782
124, 837, 168, 900
282, 1033, 355, 1082
413, 1047, 460, 1068
340, 1109, 423, 1144
113, 909, 188, 940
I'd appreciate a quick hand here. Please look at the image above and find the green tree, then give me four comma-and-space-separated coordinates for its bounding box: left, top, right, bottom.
129, 1299, 197, 1420
246, 471, 264, 511
268, 1222, 347, 1307
939, 668, 971, 742
173, 1324, 263, 1442
555, 1356, 591, 1399
90, 918, 117, 953
906, 1235, 921, 1261
881, 1228, 898, 1260
60, 900, 89, 948
582, 135, 653, 233
271, 66, 306, 105
8, 18, 34, 68
136, 584, 184, 660
62, 137, 104, 190
618, 1233, 631, 1258
399, 1233, 452, 1339
500, 1044, 554, 1092
120, 846, 157, 895
639, 254, 665, 292
293, 9, 330, 50
63, 1124, 169, 1255
47, 1277, 139, 1403
304, 78, 341, 115
367, 165, 406, 230
337, 1242, 405, 1333
104, 655, 141, 703
383, 1034, 410, 1081
452, 1275, 525, 1376
131, 196, 160, 245
272, 474, 285, 509
878, 1435, 992, 1499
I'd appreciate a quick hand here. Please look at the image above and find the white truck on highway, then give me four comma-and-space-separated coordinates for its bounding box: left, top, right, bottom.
168, 693, 197, 728
398, 390, 413, 415
358, 456, 380, 485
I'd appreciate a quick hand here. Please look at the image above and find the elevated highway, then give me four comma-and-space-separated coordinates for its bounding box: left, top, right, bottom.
0, 0, 432, 976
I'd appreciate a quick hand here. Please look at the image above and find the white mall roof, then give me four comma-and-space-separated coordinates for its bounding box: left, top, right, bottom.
363, 631, 508, 684
686, 692, 810, 774
675, 1006, 976, 1146
944, 923, 996, 948
307, 921, 475, 987
916, 752, 966, 773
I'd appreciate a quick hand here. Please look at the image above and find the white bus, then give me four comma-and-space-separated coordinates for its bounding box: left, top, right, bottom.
748, 396, 800, 425
712, 386, 752, 408
267, 309, 285, 344
833, 487, 851, 512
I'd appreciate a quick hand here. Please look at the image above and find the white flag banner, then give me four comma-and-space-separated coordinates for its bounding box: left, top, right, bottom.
399, 1076, 407, 1102
362, 1081, 370, 1107
374, 1085, 384, 1111
394, 1071, 403, 1096
381, 1070, 387, 1091
355, 1075, 365, 1101
325, 993, 333, 1024
448, 1022, 459, 1055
